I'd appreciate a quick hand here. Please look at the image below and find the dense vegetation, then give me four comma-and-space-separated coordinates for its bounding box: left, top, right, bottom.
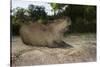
11, 3, 96, 35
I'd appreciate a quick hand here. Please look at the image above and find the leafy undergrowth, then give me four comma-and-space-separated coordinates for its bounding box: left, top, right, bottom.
11, 33, 96, 66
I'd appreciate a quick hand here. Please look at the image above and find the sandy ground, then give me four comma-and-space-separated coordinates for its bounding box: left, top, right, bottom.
11, 33, 96, 66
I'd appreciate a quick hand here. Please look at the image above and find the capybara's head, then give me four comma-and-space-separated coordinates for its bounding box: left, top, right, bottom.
49, 16, 71, 33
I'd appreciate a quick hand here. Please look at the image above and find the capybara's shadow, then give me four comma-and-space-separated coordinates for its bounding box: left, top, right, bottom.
52, 40, 73, 48
24, 40, 73, 49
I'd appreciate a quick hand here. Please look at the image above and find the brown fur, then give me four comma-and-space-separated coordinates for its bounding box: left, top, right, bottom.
20, 17, 71, 48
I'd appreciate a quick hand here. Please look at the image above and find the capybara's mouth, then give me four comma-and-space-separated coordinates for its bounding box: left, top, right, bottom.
60, 27, 68, 33
65, 26, 69, 31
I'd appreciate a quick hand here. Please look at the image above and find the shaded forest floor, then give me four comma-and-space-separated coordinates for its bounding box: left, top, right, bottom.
11, 33, 96, 66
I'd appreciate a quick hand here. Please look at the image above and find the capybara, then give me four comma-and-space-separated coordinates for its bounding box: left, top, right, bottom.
20, 17, 72, 48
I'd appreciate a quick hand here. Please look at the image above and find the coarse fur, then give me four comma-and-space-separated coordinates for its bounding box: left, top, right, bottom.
20, 17, 72, 48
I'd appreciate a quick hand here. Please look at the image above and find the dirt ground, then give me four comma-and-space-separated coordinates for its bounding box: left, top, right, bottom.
11, 33, 96, 66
